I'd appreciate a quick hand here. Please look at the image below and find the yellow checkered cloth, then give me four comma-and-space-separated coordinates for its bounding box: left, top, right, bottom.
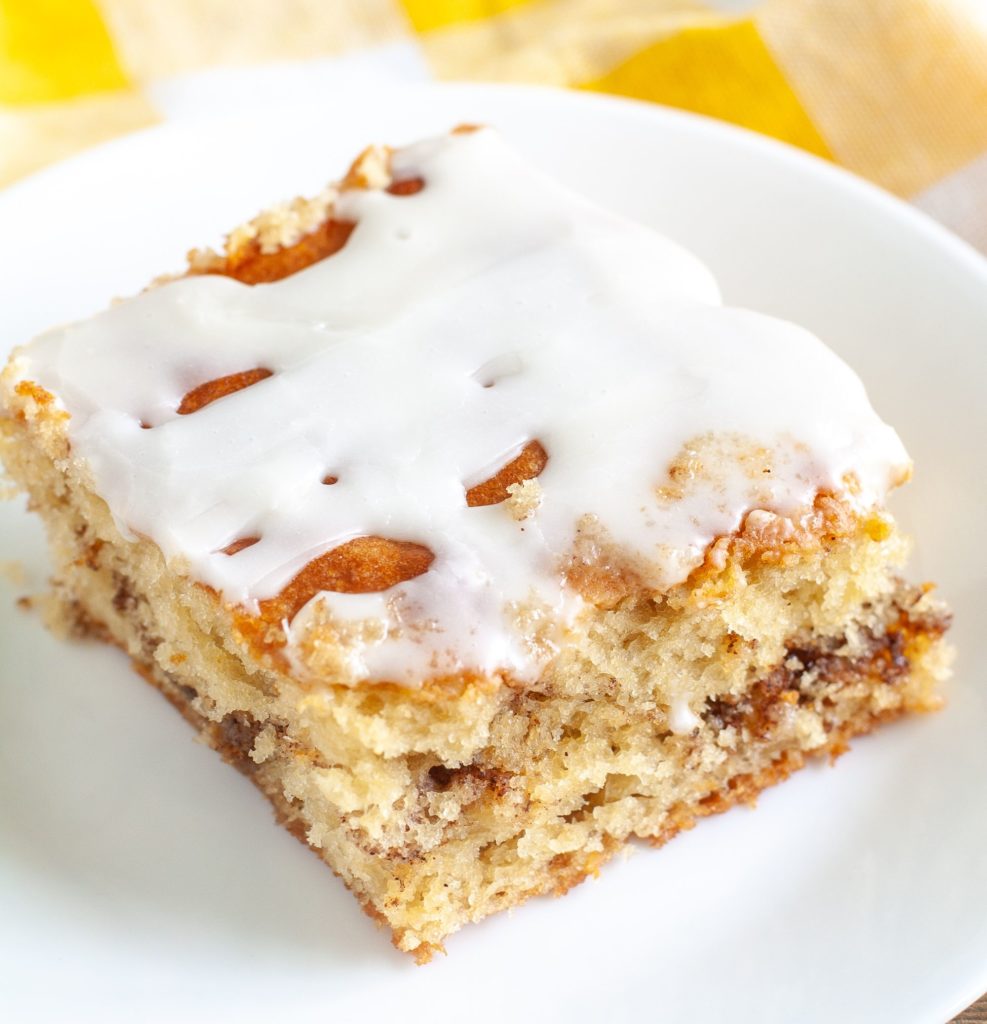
3, 0, 987, 249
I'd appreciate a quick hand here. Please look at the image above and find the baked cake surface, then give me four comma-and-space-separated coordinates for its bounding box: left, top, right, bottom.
0, 127, 951, 961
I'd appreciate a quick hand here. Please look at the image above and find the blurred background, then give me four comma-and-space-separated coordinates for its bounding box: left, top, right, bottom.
2, 0, 987, 251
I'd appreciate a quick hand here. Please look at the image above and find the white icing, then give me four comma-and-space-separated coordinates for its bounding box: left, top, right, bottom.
16, 129, 909, 685
669, 697, 702, 737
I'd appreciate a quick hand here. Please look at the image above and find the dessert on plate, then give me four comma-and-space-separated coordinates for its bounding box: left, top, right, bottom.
0, 126, 951, 962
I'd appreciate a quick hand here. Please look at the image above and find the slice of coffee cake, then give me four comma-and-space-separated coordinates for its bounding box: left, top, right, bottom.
0, 127, 950, 962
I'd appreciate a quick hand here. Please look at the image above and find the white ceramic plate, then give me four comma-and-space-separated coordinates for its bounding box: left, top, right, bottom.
1, 84, 985, 1024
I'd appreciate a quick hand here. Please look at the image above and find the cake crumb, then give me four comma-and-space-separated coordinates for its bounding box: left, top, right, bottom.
506, 478, 543, 521
250, 724, 278, 764
229, 186, 340, 256
794, 708, 827, 749
345, 144, 392, 191
186, 246, 224, 274
716, 725, 738, 751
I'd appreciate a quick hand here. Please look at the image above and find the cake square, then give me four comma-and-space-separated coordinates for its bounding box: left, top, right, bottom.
0, 127, 951, 961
